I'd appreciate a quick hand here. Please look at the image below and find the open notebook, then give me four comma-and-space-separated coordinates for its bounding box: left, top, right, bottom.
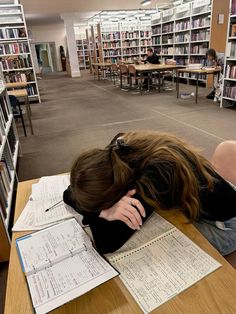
16, 219, 118, 314
106, 212, 222, 314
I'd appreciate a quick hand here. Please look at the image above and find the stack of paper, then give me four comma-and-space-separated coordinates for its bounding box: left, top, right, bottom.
13, 175, 83, 231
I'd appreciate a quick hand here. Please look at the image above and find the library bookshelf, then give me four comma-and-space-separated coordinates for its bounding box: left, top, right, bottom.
0, 3, 41, 103
221, 0, 236, 107
151, 0, 212, 85
0, 81, 19, 262
76, 39, 90, 70
96, 20, 151, 64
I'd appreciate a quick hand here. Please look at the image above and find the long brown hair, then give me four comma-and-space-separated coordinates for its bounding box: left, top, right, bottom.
70, 131, 216, 221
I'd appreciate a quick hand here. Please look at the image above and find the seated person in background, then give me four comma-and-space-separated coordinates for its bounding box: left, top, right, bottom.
205, 48, 225, 100
64, 131, 236, 263
144, 47, 160, 64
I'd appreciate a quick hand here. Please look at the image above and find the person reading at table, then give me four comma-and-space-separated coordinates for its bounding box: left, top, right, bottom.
144, 47, 160, 65
63, 131, 236, 261
205, 48, 224, 101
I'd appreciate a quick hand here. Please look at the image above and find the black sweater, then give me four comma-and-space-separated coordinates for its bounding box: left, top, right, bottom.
63, 170, 236, 255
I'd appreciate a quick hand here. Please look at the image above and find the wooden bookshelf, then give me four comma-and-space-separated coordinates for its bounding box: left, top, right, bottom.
221, 0, 236, 107
151, 0, 212, 85
0, 3, 41, 103
0, 78, 19, 262
76, 39, 90, 70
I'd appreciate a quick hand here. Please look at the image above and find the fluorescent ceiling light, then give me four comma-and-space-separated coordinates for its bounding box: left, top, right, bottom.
141, 0, 151, 6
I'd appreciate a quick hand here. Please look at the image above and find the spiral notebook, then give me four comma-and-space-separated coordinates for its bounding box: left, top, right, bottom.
16, 219, 118, 314
106, 213, 221, 314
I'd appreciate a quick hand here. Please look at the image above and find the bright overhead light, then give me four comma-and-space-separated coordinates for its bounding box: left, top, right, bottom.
141, 0, 151, 6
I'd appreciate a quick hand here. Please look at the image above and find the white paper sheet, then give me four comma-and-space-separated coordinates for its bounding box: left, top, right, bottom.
109, 228, 221, 314
16, 219, 92, 275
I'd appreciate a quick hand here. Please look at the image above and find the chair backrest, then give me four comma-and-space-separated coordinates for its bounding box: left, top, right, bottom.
9, 95, 20, 117
111, 64, 118, 71
119, 64, 128, 75
128, 65, 136, 75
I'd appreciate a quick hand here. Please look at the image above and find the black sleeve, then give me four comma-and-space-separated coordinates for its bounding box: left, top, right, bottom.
199, 177, 236, 221
63, 186, 154, 254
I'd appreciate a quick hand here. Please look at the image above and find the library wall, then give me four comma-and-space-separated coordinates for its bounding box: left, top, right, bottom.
28, 23, 67, 71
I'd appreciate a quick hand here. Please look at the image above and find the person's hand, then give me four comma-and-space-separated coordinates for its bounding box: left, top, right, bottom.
99, 190, 145, 230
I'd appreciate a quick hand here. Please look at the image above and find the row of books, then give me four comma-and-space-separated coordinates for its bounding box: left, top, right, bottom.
230, 24, 236, 37
0, 55, 32, 70
192, 17, 210, 29
162, 35, 173, 44
103, 42, 120, 48
27, 85, 37, 96
0, 95, 10, 129
225, 64, 236, 79
123, 48, 139, 55
163, 23, 173, 34
122, 40, 139, 47
0, 43, 29, 55
4, 71, 34, 83
189, 56, 206, 64
122, 31, 139, 39
0, 28, 26, 39
175, 46, 189, 55
8, 124, 17, 156
175, 57, 187, 65
140, 39, 151, 46
162, 47, 174, 55
140, 31, 150, 38
191, 30, 210, 41
152, 37, 161, 45
175, 33, 190, 43
175, 20, 190, 31
0, 160, 12, 219
140, 48, 148, 54
232, 0, 236, 15
227, 42, 236, 58
224, 85, 236, 100
102, 32, 120, 40
190, 44, 208, 54
103, 49, 121, 57
152, 26, 161, 35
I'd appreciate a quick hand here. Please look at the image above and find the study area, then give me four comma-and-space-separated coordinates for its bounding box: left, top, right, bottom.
0, 0, 236, 313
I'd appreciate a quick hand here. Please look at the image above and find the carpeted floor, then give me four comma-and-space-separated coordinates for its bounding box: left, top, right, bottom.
0, 71, 235, 313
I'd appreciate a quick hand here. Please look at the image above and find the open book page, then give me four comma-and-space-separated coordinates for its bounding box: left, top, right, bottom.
110, 212, 175, 256
16, 219, 92, 275
26, 247, 118, 314
109, 228, 221, 314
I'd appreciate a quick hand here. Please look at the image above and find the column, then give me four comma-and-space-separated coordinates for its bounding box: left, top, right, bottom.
61, 13, 80, 77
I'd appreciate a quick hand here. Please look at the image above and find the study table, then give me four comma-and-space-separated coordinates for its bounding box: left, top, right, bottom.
133, 64, 180, 93
92, 62, 113, 80
4, 177, 236, 314
176, 68, 221, 104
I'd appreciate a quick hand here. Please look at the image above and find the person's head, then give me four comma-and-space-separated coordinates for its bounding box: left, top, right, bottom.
70, 131, 216, 221
147, 47, 154, 57
206, 48, 217, 62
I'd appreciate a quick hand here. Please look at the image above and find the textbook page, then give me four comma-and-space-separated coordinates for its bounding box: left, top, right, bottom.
109, 228, 221, 314
27, 247, 118, 314
16, 219, 92, 275
114, 212, 174, 254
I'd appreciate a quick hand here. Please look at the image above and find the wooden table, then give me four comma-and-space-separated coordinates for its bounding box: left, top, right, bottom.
7, 89, 33, 135
92, 62, 113, 80
133, 64, 180, 93
176, 68, 221, 104
5, 82, 28, 89
4, 177, 236, 313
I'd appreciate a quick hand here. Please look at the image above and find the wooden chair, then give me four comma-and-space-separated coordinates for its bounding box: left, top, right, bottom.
128, 65, 144, 94
111, 64, 120, 86
119, 64, 129, 90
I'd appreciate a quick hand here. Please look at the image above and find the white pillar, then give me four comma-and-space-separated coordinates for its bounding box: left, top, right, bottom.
61, 13, 80, 77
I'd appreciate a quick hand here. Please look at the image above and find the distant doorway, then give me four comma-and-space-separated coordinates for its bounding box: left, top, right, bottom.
34, 42, 57, 74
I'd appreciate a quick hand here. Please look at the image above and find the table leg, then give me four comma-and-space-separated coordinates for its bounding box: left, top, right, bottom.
196, 73, 199, 104
158, 71, 161, 93
17, 103, 27, 136
176, 71, 179, 98
25, 96, 34, 135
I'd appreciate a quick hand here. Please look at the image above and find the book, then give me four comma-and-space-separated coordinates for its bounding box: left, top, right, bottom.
106, 212, 221, 313
16, 218, 118, 314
